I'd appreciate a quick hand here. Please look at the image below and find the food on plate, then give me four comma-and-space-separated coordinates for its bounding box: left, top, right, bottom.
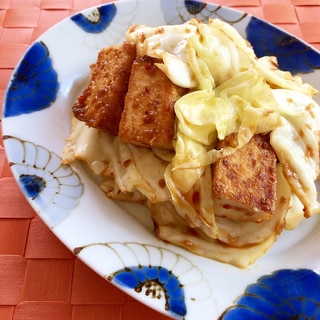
72, 42, 136, 135
62, 18, 320, 267
212, 133, 277, 223
119, 55, 187, 150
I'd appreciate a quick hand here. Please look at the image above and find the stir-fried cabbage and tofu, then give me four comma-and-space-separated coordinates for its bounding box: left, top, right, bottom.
62, 18, 320, 268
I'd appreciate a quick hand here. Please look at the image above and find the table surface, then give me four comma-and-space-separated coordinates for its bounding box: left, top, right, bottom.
1, 1, 320, 319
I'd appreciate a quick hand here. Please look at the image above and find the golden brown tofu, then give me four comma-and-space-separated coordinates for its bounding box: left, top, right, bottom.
72, 42, 136, 136
212, 133, 277, 222
118, 56, 188, 150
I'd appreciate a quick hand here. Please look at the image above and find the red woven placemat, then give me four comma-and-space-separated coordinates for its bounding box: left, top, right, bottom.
1, 1, 320, 319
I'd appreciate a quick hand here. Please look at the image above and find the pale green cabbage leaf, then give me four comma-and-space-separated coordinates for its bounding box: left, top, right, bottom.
270, 89, 320, 224
62, 20, 320, 266
62, 117, 172, 204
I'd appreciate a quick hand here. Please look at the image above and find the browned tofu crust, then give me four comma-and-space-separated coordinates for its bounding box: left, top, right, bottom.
212, 133, 277, 222
118, 56, 188, 150
72, 42, 136, 136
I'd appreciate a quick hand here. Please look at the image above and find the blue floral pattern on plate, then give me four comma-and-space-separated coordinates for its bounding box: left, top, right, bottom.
4, 41, 59, 118
220, 269, 320, 319
62, 1, 138, 49
3, 136, 83, 227
246, 17, 320, 75
113, 265, 186, 317
2, 1, 320, 319
71, 3, 117, 33
161, 0, 247, 25
74, 242, 212, 319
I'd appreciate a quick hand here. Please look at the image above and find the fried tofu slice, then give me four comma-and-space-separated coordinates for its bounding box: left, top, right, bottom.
212, 133, 277, 222
118, 56, 188, 150
72, 42, 136, 136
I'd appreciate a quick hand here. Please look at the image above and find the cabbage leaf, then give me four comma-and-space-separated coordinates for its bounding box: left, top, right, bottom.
62, 117, 172, 204
270, 89, 320, 220
63, 19, 320, 266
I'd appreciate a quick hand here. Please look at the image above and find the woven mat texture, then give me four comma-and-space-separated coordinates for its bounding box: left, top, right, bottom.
1, 1, 320, 319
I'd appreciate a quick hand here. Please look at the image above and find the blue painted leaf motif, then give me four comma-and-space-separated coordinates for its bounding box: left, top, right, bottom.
246, 17, 320, 75
19, 174, 46, 199
3, 136, 83, 227
71, 4, 117, 33
185, 0, 207, 14
4, 41, 59, 118
220, 269, 320, 319
74, 242, 212, 318
112, 265, 186, 318
161, 0, 247, 25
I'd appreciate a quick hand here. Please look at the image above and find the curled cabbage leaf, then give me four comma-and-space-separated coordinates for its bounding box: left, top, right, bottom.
127, 18, 318, 98
270, 89, 320, 220
256, 56, 318, 96
187, 19, 254, 88
171, 67, 281, 168
151, 201, 275, 268
62, 117, 171, 203
64, 19, 320, 268
164, 66, 282, 239
126, 18, 256, 90
126, 22, 197, 61
285, 194, 305, 230
156, 52, 197, 88
151, 164, 290, 268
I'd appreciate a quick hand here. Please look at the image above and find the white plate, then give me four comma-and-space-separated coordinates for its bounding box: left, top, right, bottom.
3, 0, 320, 319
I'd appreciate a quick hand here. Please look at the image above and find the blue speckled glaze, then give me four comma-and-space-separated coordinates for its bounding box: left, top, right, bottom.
71, 3, 117, 33
220, 269, 320, 319
113, 265, 186, 317
246, 17, 320, 75
4, 41, 59, 118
